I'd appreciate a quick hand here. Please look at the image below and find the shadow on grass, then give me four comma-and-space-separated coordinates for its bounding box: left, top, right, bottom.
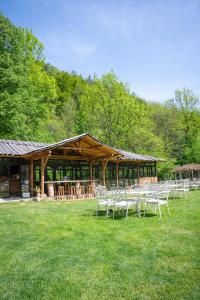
82, 209, 157, 220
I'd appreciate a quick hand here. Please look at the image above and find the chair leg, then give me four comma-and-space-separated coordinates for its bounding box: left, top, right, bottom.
106, 205, 109, 217
126, 206, 128, 220
96, 205, 99, 216
167, 203, 170, 216
136, 202, 139, 217
138, 202, 141, 217
158, 204, 162, 218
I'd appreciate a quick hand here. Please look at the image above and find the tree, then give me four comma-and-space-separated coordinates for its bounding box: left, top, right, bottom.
167, 88, 200, 163
79, 73, 139, 146
2, 13, 200, 180
0, 14, 57, 140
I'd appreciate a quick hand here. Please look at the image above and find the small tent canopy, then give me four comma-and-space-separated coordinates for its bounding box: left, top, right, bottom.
173, 164, 200, 173
173, 163, 200, 179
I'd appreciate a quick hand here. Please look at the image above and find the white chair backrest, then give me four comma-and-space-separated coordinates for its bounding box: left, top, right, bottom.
157, 190, 170, 200
111, 188, 126, 203
95, 185, 107, 200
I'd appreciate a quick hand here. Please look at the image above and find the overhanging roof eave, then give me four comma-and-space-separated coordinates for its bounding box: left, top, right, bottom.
24, 133, 122, 158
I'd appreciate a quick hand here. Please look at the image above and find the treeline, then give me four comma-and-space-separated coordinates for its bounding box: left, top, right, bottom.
1, 14, 200, 178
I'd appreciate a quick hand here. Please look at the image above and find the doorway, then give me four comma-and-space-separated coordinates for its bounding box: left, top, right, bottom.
9, 164, 21, 197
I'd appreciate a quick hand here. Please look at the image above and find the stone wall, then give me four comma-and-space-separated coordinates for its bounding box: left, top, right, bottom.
138, 177, 158, 184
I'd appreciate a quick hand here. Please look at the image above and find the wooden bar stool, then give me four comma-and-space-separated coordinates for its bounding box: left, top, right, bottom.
79, 185, 86, 199
87, 185, 94, 198
57, 186, 64, 200
69, 186, 76, 199
64, 183, 70, 198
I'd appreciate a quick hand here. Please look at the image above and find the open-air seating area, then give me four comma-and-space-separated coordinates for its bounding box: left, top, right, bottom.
95, 184, 171, 219
188, 178, 200, 190
95, 178, 200, 219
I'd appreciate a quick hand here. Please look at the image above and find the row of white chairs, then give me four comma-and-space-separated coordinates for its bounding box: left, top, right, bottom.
95, 185, 170, 219
189, 178, 200, 189
159, 179, 190, 198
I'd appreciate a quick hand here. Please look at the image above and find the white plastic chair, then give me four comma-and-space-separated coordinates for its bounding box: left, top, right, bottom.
112, 189, 137, 220
95, 185, 114, 217
144, 190, 170, 218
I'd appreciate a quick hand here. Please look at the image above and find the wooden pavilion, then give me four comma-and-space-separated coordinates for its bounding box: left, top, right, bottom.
173, 163, 200, 179
0, 133, 164, 198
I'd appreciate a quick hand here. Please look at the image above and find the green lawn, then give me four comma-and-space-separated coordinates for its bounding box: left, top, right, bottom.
0, 192, 200, 300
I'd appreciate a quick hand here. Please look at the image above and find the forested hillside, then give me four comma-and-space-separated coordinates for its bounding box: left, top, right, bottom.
1, 14, 200, 178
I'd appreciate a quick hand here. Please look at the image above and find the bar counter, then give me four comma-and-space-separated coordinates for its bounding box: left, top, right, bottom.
44, 179, 96, 198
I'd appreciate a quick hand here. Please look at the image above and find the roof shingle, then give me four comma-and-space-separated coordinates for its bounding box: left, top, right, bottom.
0, 140, 48, 156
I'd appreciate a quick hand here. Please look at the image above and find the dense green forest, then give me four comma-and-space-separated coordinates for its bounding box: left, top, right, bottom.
1, 14, 200, 178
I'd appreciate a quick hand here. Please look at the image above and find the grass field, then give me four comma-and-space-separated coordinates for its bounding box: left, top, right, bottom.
0, 192, 200, 300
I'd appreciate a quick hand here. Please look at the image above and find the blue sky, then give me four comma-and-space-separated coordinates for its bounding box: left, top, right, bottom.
1, 0, 200, 102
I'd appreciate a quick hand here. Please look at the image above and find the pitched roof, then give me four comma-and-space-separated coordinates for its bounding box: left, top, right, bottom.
115, 148, 164, 162
25, 133, 118, 156
0, 134, 164, 162
0, 140, 48, 156
25, 133, 121, 158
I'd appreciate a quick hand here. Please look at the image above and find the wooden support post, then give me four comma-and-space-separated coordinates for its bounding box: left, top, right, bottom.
89, 161, 93, 180
29, 159, 34, 197
41, 157, 45, 197
137, 162, 140, 184
102, 161, 108, 186
116, 162, 119, 188
40, 152, 51, 198
44, 155, 50, 169
29, 158, 34, 197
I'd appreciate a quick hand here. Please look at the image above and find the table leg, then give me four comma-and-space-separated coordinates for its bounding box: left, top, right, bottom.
75, 181, 81, 199
137, 195, 141, 217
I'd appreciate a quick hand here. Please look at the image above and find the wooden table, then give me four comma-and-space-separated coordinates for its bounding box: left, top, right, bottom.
45, 180, 96, 198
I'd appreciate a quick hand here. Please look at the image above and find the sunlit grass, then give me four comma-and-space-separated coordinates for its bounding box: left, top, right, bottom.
0, 192, 200, 299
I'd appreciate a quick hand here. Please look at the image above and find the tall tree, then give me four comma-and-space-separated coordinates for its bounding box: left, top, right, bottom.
0, 14, 57, 140
167, 88, 200, 163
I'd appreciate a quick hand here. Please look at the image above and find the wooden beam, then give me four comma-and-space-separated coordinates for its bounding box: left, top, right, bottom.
46, 154, 117, 161
72, 141, 97, 159
44, 154, 50, 168
102, 161, 108, 186
73, 138, 119, 156
63, 148, 68, 155
24, 151, 51, 160
48, 155, 91, 161
29, 158, 34, 197
59, 146, 87, 150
